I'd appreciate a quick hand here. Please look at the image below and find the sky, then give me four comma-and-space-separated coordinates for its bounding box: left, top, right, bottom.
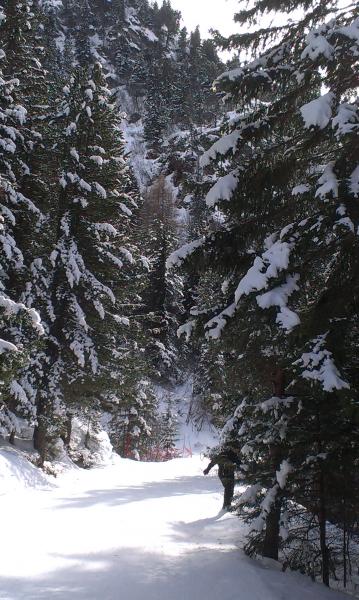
169, 0, 239, 38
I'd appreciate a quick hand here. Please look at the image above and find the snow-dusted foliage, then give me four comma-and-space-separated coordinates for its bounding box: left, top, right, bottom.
0, 2, 47, 438
166, 238, 204, 269
28, 62, 144, 455
107, 375, 159, 461
300, 92, 335, 130
170, 0, 359, 581
294, 335, 350, 393
138, 175, 186, 383
205, 172, 238, 208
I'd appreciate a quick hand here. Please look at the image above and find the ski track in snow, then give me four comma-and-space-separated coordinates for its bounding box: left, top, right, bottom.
0, 449, 351, 600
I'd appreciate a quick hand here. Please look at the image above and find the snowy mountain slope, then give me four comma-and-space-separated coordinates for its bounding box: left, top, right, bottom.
0, 449, 352, 600
117, 86, 160, 191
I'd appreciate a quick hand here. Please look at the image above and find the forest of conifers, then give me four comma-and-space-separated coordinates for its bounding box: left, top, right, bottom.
0, 0, 358, 589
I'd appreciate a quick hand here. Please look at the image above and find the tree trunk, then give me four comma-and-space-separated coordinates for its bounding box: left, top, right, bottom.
262, 366, 286, 560
62, 413, 73, 448
84, 418, 91, 450
262, 498, 282, 560
319, 469, 330, 586
33, 397, 48, 465
272, 367, 285, 397
343, 522, 347, 588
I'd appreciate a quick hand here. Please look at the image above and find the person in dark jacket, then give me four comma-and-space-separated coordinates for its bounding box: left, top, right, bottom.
203, 447, 240, 510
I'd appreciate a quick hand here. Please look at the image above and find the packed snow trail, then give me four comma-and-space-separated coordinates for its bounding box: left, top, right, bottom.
0, 449, 351, 600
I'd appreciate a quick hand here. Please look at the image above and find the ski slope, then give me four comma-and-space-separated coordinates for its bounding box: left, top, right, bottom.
0, 446, 352, 600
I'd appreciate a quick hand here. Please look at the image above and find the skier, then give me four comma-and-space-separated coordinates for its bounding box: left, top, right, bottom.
203, 445, 240, 510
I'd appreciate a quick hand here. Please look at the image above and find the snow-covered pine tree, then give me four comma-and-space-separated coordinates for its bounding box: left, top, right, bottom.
2, 0, 54, 320
158, 394, 179, 459
39, 0, 67, 78
73, 0, 94, 67
187, 27, 206, 127
172, 0, 359, 584
106, 246, 159, 461
200, 38, 224, 125
170, 26, 191, 125
104, 171, 160, 462
143, 54, 175, 155
0, 261, 43, 439
166, 116, 236, 423
0, 2, 45, 437
33, 62, 139, 457
143, 2, 181, 154
107, 350, 158, 461
140, 175, 184, 382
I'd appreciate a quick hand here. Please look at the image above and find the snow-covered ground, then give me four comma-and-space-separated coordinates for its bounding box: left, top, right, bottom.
0, 444, 352, 600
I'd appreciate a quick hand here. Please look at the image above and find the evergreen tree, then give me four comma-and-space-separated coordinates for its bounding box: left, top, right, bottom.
33, 63, 139, 457
187, 27, 203, 125
173, 0, 359, 584
73, 0, 94, 67
171, 27, 190, 125
159, 394, 179, 458
140, 175, 184, 382
0, 2, 45, 437
107, 349, 158, 460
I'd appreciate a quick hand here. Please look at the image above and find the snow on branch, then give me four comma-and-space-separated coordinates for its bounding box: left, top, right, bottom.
216, 67, 244, 83
301, 28, 334, 61
236, 484, 261, 506
292, 184, 310, 196
276, 307, 300, 331
27, 308, 44, 335
205, 303, 236, 340
235, 241, 291, 303
276, 460, 293, 489
0, 338, 18, 353
257, 274, 300, 332
259, 396, 294, 414
337, 17, 359, 42
166, 238, 204, 269
205, 239, 295, 339
315, 162, 338, 199
177, 320, 196, 342
94, 223, 118, 236
119, 247, 134, 264
332, 103, 358, 137
294, 334, 350, 392
205, 172, 238, 208
63, 239, 85, 288
257, 274, 300, 309
300, 92, 335, 130
234, 257, 268, 302
0, 295, 44, 335
9, 380, 29, 407
70, 340, 85, 368
71, 297, 88, 331
93, 182, 107, 199
199, 131, 241, 168
252, 485, 279, 533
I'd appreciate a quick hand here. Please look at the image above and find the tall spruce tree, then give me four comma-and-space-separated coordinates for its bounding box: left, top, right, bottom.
172, 0, 359, 585
140, 175, 184, 382
33, 63, 140, 457
0, 1, 45, 437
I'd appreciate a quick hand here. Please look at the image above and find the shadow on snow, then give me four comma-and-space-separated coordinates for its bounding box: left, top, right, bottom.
53, 474, 220, 510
